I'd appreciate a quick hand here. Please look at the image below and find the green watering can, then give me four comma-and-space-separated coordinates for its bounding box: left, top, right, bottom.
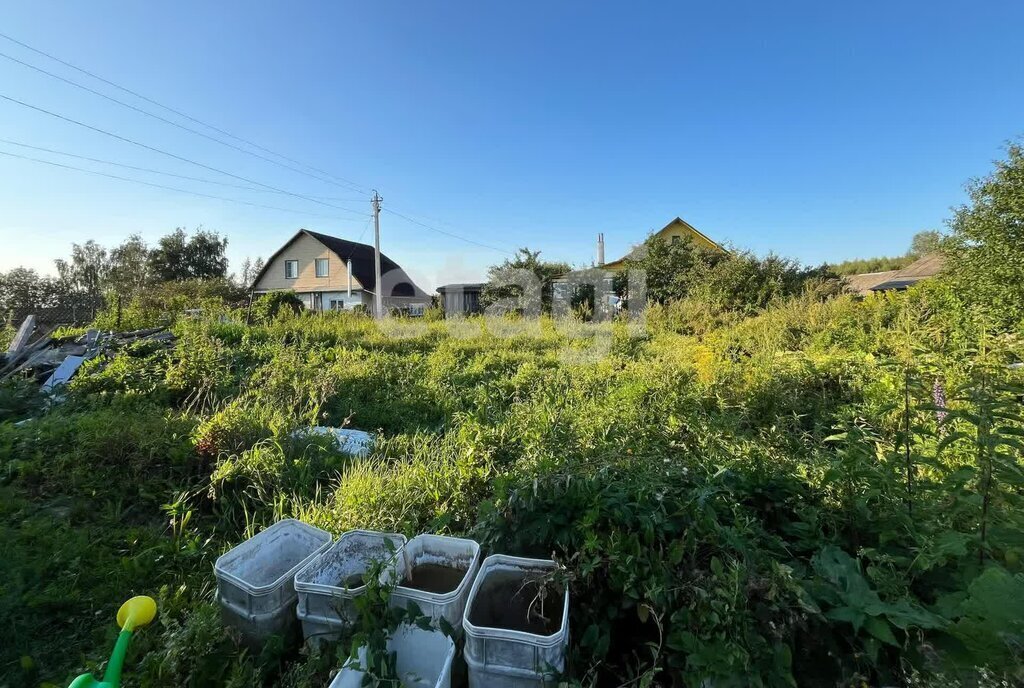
68, 596, 157, 688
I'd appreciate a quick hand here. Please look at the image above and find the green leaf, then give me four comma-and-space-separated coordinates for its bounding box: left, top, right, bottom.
438, 616, 456, 638
668, 539, 684, 566
825, 605, 866, 633
863, 616, 899, 647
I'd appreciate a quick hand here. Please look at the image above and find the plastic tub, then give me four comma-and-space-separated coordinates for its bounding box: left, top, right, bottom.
215, 519, 332, 642
328, 624, 455, 688
296, 529, 407, 642
219, 600, 296, 647
462, 555, 569, 688
390, 534, 481, 635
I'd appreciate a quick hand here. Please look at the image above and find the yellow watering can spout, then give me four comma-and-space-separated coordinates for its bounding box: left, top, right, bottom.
116, 596, 157, 632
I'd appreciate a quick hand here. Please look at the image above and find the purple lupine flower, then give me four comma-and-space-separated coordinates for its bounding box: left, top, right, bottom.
933, 376, 948, 431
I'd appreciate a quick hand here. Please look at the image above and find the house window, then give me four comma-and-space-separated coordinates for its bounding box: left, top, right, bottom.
408, 303, 425, 317
330, 299, 345, 310
315, 258, 329, 278
284, 260, 299, 279
671, 235, 681, 244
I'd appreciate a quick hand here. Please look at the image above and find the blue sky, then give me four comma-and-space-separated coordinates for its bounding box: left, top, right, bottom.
1, 1, 1022, 290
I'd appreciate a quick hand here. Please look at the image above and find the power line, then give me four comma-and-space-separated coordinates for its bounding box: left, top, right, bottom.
0, 30, 370, 193
357, 215, 373, 243
0, 137, 370, 204
0, 92, 367, 217
389, 203, 521, 252
0, 32, 527, 256
0, 148, 369, 222
383, 208, 513, 254
0, 48, 368, 195
0, 138, 262, 192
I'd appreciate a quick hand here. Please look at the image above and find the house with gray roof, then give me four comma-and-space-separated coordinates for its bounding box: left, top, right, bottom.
251, 229, 430, 315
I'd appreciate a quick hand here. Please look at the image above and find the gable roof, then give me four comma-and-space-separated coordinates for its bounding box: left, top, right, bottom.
891, 252, 944, 279
252, 229, 429, 297
603, 217, 725, 269
846, 253, 945, 294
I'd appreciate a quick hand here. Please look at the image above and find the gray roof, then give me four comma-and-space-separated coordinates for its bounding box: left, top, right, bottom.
436, 283, 485, 293
846, 253, 945, 294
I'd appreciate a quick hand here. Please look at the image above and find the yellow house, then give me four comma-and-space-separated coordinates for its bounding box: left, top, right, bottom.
601, 217, 726, 271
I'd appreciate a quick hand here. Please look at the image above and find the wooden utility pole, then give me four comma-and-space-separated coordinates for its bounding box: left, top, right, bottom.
372, 190, 384, 319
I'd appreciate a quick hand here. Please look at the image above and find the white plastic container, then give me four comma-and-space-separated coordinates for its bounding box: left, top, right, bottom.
328, 625, 455, 688
295, 529, 407, 642
215, 519, 332, 642
389, 534, 481, 635
301, 426, 374, 456
462, 555, 569, 688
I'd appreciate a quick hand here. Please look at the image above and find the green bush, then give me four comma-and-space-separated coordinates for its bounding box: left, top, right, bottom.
249, 289, 304, 324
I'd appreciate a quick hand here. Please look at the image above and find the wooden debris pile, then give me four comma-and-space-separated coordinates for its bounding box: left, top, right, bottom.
1, 315, 176, 389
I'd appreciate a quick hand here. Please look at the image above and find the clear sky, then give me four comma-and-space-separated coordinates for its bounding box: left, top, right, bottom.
1, 1, 1022, 290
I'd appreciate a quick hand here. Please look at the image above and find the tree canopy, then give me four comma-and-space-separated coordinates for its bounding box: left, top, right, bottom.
481, 247, 571, 313
617, 235, 837, 313
944, 142, 1024, 326
148, 228, 229, 282
828, 230, 945, 276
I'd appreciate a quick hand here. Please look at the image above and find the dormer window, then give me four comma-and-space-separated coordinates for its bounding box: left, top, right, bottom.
285, 260, 298, 279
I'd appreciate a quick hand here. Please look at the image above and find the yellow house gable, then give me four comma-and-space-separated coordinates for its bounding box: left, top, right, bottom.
653, 217, 723, 253
602, 217, 725, 271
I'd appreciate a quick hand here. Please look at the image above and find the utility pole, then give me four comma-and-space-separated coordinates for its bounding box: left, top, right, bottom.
371, 190, 384, 319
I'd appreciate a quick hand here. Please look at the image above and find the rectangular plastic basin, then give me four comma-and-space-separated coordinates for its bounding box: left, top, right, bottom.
389, 534, 481, 635
462, 555, 569, 688
328, 624, 455, 688
295, 529, 407, 643
215, 519, 332, 642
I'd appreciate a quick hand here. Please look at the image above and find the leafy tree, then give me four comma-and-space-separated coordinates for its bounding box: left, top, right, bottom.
149, 227, 229, 281
828, 231, 943, 276
828, 255, 910, 276
944, 142, 1024, 326
481, 247, 570, 312
0, 267, 61, 316
107, 234, 153, 299
54, 240, 109, 301
237, 256, 265, 288
908, 230, 943, 258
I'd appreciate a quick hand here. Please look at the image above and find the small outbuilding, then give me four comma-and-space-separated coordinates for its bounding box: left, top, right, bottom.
436, 283, 485, 316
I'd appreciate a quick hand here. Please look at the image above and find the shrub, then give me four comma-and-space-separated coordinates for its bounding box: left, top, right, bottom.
250, 290, 303, 324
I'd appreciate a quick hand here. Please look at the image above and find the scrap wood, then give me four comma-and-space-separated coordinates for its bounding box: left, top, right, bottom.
1, 323, 176, 385
41, 355, 86, 392
6, 315, 36, 356
115, 326, 167, 339
1, 344, 56, 379
0, 334, 53, 378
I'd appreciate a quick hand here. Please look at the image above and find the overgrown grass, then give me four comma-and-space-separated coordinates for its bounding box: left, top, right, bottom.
2, 289, 1022, 687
